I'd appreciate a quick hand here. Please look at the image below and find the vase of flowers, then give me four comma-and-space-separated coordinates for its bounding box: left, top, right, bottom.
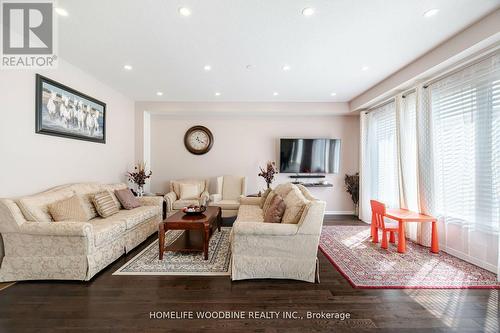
258, 161, 278, 189
344, 172, 359, 216
127, 162, 152, 197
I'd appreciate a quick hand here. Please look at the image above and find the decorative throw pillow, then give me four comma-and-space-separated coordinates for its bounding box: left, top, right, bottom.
274, 183, 295, 199
263, 194, 286, 223
79, 192, 99, 220
282, 186, 309, 224
260, 188, 272, 208
92, 191, 119, 218
262, 191, 276, 215
179, 183, 199, 200
115, 188, 141, 210
48, 195, 89, 222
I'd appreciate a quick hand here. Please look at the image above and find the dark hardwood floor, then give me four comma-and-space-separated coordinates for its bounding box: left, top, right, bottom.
0, 216, 497, 333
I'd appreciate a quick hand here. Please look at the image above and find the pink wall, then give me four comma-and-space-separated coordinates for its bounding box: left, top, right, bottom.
0, 60, 135, 197
144, 113, 359, 213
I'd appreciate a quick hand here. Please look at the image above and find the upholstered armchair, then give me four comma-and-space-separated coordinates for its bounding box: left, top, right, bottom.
164, 179, 210, 215
208, 176, 246, 217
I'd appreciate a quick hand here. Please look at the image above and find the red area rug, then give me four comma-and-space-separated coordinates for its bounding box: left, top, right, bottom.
319, 225, 500, 289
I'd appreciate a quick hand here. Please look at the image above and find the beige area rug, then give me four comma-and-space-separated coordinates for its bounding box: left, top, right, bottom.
113, 227, 231, 276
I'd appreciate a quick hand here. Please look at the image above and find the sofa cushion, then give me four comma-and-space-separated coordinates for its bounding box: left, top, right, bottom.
209, 199, 240, 210
17, 186, 75, 222
179, 183, 200, 200
262, 191, 276, 215
48, 195, 90, 222
92, 191, 119, 218
282, 186, 309, 224
172, 180, 205, 198
100, 183, 127, 209
263, 195, 286, 223
89, 218, 126, 248
236, 205, 264, 223
69, 183, 102, 219
274, 183, 295, 199
260, 188, 272, 208
109, 206, 160, 230
222, 176, 243, 200
115, 188, 140, 210
172, 199, 201, 210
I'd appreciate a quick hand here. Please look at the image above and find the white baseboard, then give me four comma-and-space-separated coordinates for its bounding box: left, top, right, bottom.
439, 245, 498, 274
324, 211, 356, 215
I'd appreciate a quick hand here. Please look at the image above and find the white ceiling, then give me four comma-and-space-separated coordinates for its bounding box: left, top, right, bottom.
57, 0, 499, 102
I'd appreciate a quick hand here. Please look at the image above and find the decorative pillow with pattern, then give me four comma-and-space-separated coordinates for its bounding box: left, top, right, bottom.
262, 191, 277, 215
115, 188, 141, 210
48, 195, 90, 222
273, 183, 295, 199
179, 183, 200, 200
263, 194, 286, 223
282, 186, 309, 224
92, 191, 119, 218
260, 188, 272, 208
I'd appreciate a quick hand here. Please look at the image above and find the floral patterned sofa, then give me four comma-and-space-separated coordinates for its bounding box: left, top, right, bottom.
231, 183, 326, 283
0, 183, 162, 282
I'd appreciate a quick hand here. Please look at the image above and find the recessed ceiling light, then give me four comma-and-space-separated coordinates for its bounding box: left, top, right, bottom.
361, 65, 369, 71
55, 7, 68, 16
123, 65, 133, 71
215, 92, 221, 96
156, 91, 163, 96
423, 8, 439, 18
330, 92, 337, 96
282, 65, 291, 71
203, 65, 212, 71
273, 92, 279, 96
178, 7, 191, 17
302, 7, 315, 17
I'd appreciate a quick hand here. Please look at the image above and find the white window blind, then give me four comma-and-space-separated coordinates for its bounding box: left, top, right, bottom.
430, 54, 500, 234
365, 101, 399, 208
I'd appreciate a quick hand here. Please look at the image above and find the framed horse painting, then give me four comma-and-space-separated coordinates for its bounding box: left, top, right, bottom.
35, 74, 106, 143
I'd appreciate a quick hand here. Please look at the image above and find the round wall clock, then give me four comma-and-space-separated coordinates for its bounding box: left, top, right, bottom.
184, 125, 214, 155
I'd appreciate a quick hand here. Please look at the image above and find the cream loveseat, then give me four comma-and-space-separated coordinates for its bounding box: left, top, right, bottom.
164, 179, 210, 216
231, 183, 326, 283
0, 183, 162, 282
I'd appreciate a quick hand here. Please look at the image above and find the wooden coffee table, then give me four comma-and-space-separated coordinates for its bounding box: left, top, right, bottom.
158, 206, 222, 260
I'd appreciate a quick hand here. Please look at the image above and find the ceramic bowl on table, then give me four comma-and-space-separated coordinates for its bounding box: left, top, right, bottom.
182, 205, 207, 216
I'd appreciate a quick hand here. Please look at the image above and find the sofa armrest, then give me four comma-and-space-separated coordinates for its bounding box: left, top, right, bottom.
209, 194, 222, 203
164, 192, 177, 212
18, 222, 93, 237
240, 197, 261, 206
232, 222, 298, 236
138, 196, 163, 207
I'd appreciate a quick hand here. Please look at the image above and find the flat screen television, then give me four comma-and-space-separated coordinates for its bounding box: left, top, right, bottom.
279, 138, 341, 174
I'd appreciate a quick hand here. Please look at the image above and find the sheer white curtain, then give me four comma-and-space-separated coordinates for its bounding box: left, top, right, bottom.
360, 53, 499, 276
359, 101, 399, 222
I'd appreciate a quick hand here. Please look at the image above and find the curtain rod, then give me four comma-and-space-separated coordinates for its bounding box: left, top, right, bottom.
423, 49, 499, 88
364, 98, 395, 113
364, 87, 416, 113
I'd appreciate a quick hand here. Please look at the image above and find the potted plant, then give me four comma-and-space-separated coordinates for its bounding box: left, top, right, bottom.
127, 161, 152, 197
258, 161, 278, 189
344, 172, 359, 216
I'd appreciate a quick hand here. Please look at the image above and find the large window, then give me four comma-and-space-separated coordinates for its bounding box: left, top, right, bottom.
430, 55, 500, 234
363, 102, 399, 208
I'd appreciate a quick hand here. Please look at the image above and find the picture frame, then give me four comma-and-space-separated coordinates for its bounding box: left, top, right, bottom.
35, 74, 106, 143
